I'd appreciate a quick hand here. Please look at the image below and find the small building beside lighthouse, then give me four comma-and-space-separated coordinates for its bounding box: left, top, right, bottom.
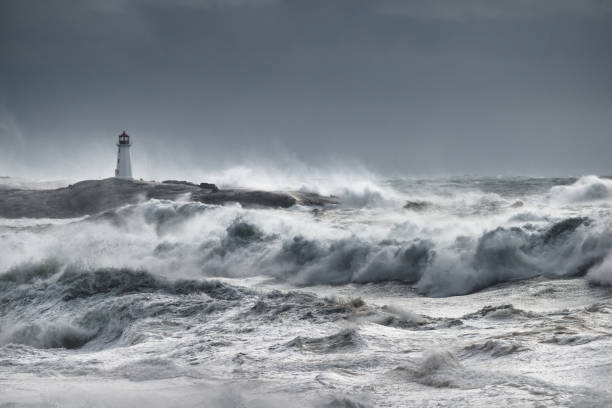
115, 131, 133, 179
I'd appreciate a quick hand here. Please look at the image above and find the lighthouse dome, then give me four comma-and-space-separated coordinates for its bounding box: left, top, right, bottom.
118, 131, 130, 145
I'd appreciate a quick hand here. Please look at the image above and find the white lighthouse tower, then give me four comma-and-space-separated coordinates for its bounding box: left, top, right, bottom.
115, 131, 133, 179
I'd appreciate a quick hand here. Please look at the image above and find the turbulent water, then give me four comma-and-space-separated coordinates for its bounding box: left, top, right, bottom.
1, 174, 612, 407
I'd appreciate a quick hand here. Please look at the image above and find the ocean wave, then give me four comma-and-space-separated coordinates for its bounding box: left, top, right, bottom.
0, 259, 63, 285
550, 175, 612, 203
370, 304, 462, 331
4, 211, 611, 298
390, 350, 469, 389
284, 328, 365, 353
0, 266, 252, 350
461, 304, 538, 320
416, 217, 611, 296
72, 291, 236, 349
0, 265, 247, 301
180, 208, 611, 296
0, 264, 374, 351
92, 199, 212, 235
3, 175, 612, 299
249, 292, 366, 322
389, 349, 550, 391
0, 321, 96, 349
461, 340, 527, 358
585, 250, 612, 287
273, 236, 434, 286
540, 333, 610, 346
221, 215, 609, 296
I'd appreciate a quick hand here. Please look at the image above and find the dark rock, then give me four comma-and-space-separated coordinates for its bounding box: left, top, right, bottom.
0, 178, 340, 218
199, 182, 219, 192
162, 180, 198, 187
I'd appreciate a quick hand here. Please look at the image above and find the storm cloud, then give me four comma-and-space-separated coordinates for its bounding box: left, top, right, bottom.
1, 0, 611, 180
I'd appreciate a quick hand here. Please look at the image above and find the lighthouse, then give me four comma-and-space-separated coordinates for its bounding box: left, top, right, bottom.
115, 131, 133, 179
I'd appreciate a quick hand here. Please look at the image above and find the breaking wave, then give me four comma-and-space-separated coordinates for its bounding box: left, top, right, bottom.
3, 212, 612, 298
193, 214, 612, 296
550, 175, 612, 204
2, 175, 612, 301
0, 321, 96, 349
586, 250, 612, 287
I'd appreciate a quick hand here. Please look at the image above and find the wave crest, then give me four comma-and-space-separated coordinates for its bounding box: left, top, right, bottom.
550, 175, 612, 203
285, 328, 364, 353
0, 321, 95, 349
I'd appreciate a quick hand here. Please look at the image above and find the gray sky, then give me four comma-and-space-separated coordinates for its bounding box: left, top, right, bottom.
1, 0, 611, 180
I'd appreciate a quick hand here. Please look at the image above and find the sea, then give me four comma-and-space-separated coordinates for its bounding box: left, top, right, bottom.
1, 174, 611, 407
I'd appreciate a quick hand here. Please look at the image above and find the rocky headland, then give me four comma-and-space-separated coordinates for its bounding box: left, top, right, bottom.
0, 178, 339, 218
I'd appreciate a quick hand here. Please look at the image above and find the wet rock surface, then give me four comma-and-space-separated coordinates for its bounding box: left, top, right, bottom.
0, 178, 339, 218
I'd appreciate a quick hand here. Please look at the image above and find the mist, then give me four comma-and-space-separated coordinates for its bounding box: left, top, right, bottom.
1, 0, 611, 181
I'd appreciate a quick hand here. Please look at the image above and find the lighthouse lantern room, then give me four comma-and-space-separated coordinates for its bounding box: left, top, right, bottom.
115, 131, 133, 179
